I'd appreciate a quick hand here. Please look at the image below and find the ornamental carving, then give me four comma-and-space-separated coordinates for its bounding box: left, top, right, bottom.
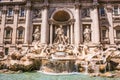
82, 8, 90, 18
33, 9, 42, 19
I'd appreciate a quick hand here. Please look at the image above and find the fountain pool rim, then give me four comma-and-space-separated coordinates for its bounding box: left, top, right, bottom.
0, 71, 119, 80
38, 71, 84, 75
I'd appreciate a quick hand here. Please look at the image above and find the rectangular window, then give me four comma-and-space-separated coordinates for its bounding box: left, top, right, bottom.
18, 30, 23, 39
5, 48, 9, 55
20, 8, 25, 17
6, 30, 11, 38
7, 8, 13, 16
102, 30, 106, 39
116, 30, 120, 39
114, 6, 119, 15
100, 7, 105, 16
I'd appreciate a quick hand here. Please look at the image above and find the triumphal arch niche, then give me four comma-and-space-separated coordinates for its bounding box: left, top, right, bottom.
49, 9, 74, 44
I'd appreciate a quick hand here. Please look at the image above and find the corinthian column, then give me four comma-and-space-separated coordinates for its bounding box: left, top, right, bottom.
50, 24, 53, 44
0, 6, 6, 45
90, 5, 100, 44
41, 5, 49, 44
106, 5, 114, 44
12, 5, 19, 44
70, 23, 74, 44
24, 1, 31, 44
74, 4, 81, 45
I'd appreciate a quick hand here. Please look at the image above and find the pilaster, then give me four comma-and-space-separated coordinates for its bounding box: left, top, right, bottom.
50, 24, 53, 44
74, 3, 81, 45
24, 1, 32, 44
0, 6, 7, 45
70, 22, 74, 44
41, 4, 49, 44
106, 4, 114, 44
12, 5, 19, 44
90, 5, 100, 44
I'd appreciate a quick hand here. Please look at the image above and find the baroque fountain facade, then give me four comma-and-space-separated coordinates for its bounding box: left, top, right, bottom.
0, 21, 120, 77
0, 0, 120, 78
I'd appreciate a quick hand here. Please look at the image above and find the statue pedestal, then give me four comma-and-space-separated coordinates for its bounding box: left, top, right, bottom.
82, 42, 101, 54
55, 51, 66, 57
83, 42, 100, 46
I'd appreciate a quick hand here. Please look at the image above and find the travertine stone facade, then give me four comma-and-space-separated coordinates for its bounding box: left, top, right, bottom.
0, 0, 120, 54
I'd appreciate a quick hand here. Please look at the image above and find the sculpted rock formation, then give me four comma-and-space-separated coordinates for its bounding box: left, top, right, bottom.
0, 35, 120, 78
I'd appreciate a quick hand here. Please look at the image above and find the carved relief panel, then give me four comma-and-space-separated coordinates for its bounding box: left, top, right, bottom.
33, 9, 42, 19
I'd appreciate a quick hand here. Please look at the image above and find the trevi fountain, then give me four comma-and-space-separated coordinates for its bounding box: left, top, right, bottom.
0, 26, 120, 80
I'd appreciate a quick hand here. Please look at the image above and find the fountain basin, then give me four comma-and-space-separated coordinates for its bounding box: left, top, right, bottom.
0, 72, 119, 80
40, 59, 75, 73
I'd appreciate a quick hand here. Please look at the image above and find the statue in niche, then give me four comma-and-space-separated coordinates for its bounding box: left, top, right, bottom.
54, 26, 67, 44
83, 26, 91, 43
33, 9, 41, 19
33, 26, 40, 42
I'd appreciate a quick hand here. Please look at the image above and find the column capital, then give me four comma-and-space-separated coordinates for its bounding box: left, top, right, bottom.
91, 2, 99, 10
14, 5, 19, 14
48, 19, 53, 24
74, 3, 81, 9
25, 1, 32, 10
91, 5, 98, 10
70, 19, 75, 25
105, 4, 113, 13
2, 6, 7, 14
42, 0, 49, 9
42, 4, 49, 9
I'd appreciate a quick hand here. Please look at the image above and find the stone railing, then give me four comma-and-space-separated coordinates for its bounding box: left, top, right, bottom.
16, 38, 24, 44
114, 37, 120, 44
101, 37, 110, 44
4, 37, 12, 44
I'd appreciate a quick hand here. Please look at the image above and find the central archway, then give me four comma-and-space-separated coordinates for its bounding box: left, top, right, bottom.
49, 9, 74, 44
51, 9, 73, 21
53, 10, 70, 22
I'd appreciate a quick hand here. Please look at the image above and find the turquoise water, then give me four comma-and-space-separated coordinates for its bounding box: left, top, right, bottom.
0, 72, 120, 80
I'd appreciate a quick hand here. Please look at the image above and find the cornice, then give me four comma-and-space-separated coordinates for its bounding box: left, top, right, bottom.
14, 5, 19, 14
105, 4, 113, 13
99, 0, 120, 3
0, 1, 26, 5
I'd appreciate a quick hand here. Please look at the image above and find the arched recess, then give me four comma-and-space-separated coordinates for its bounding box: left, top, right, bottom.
114, 25, 120, 43
4, 26, 13, 39
4, 26, 13, 44
16, 26, 25, 44
49, 8, 74, 44
17, 26, 25, 39
100, 26, 109, 43
51, 8, 74, 20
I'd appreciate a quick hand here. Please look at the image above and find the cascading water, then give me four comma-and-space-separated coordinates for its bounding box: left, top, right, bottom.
84, 61, 88, 74
108, 62, 111, 72
95, 65, 100, 75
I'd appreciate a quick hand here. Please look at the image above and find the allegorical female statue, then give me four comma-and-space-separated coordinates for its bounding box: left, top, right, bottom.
33, 26, 40, 42
83, 26, 91, 43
